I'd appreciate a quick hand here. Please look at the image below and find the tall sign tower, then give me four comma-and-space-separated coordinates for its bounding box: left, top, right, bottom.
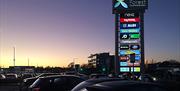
113, 0, 148, 75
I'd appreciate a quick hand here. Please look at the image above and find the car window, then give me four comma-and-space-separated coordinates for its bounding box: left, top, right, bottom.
54, 77, 67, 85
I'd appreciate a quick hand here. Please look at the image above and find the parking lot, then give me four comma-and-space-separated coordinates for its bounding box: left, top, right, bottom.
0, 83, 20, 91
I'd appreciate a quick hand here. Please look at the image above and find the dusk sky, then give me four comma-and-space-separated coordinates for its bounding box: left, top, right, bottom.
0, 0, 179, 67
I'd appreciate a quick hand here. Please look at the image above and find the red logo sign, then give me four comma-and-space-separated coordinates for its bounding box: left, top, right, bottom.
120, 18, 140, 22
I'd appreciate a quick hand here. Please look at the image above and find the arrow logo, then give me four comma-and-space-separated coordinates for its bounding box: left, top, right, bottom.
114, 0, 128, 8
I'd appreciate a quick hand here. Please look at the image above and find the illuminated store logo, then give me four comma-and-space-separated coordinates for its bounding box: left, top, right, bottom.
130, 45, 140, 50
119, 50, 140, 55
120, 23, 139, 29
130, 34, 140, 39
114, 0, 128, 8
120, 45, 129, 50
120, 18, 140, 22
120, 39, 139, 44
120, 34, 129, 39
120, 12, 139, 18
135, 55, 141, 60
130, 67, 140, 72
120, 67, 130, 72
128, 62, 140, 66
119, 56, 129, 60
120, 62, 128, 66
120, 28, 140, 33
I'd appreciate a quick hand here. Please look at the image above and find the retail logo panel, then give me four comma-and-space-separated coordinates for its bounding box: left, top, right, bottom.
119, 12, 141, 72
113, 0, 148, 14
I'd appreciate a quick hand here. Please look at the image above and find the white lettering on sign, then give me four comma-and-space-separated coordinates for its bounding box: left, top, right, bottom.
130, 0, 147, 7
128, 24, 137, 27
124, 13, 135, 17
120, 40, 139, 44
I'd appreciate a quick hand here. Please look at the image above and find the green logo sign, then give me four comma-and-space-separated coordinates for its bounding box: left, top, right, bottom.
130, 34, 140, 39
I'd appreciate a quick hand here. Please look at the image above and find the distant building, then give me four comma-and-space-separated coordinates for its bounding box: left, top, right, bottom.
88, 52, 114, 74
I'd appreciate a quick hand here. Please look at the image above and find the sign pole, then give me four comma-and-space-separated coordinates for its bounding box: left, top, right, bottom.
115, 13, 119, 75
140, 12, 145, 74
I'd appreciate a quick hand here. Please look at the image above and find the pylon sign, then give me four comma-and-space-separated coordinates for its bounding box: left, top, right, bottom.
113, 0, 148, 74
113, 0, 148, 14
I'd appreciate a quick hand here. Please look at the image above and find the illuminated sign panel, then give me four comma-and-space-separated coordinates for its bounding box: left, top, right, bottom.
131, 67, 140, 72
120, 62, 128, 66
120, 12, 139, 18
113, 0, 148, 74
120, 45, 129, 50
120, 28, 140, 33
119, 56, 129, 60
120, 18, 140, 22
120, 23, 139, 29
120, 67, 130, 72
128, 62, 140, 66
119, 50, 140, 55
130, 34, 140, 39
113, 0, 148, 13
135, 55, 141, 60
130, 45, 140, 50
118, 11, 142, 73
120, 39, 139, 44
120, 33, 129, 39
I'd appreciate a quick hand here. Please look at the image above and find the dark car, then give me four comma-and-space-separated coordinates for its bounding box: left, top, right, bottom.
138, 74, 157, 82
29, 75, 84, 91
0, 74, 6, 79
83, 80, 169, 91
5, 73, 18, 79
89, 74, 108, 79
21, 73, 61, 91
20, 73, 34, 79
71, 78, 127, 91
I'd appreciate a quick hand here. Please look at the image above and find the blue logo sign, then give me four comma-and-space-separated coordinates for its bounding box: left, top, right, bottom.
120, 62, 128, 66
114, 0, 128, 8
135, 55, 141, 60
120, 23, 139, 29
120, 67, 130, 72
130, 45, 140, 50
120, 28, 140, 33
119, 50, 140, 55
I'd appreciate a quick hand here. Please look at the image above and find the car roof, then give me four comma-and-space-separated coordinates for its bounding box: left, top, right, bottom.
87, 80, 166, 91
84, 78, 127, 83
91, 80, 163, 88
39, 75, 82, 79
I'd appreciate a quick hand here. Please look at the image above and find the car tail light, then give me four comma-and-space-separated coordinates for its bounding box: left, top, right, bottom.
32, 88, 40, 91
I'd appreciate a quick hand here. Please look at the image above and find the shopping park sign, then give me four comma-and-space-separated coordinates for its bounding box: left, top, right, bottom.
113, 0, 148, 74
113, 0, 148, 13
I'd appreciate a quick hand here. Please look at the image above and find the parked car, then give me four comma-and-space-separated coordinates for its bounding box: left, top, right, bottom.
0, 74, 6, 79
138, 74, 157, 82
21, 73, 61, 91
82, 80, 168, 91
5, 73, 18, 79
89, 74, 108, 79
29, 75, 85, 91
71, 78, 127, 91
20, 73, 34, 79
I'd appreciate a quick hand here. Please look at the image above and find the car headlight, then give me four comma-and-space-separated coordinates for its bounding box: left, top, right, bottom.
152, 77, 157, 81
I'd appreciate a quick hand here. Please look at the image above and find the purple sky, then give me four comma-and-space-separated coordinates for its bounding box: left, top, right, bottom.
0, 0, 179, 67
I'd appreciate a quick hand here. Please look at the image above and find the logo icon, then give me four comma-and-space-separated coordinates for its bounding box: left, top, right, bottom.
114, 0, 128, 8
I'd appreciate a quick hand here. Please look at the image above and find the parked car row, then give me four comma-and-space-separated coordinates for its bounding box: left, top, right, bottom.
2, 72, 179, 91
